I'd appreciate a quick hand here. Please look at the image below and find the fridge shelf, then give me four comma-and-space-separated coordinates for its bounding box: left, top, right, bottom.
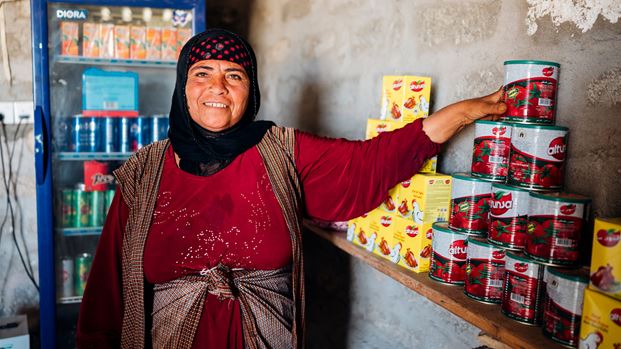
58, 296, 82, 305
57, 227, 102, 237
56, 152, 132, 161
55, 55, 176, 68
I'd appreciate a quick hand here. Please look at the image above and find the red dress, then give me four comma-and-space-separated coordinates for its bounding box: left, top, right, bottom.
77, 119, 439, 348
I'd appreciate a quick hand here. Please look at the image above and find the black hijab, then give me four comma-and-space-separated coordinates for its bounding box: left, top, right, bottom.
168, 28, 274, 176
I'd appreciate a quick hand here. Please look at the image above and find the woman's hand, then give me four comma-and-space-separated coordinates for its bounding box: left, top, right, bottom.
422, 88, 507, 144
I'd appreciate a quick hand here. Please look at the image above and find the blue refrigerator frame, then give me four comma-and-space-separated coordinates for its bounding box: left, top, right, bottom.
30, 0, 205, 347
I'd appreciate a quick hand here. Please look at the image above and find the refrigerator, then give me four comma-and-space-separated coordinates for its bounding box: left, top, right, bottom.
30, 1, 205, 347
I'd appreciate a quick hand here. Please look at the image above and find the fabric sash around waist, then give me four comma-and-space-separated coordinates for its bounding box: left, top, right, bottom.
152, 264, 294, 349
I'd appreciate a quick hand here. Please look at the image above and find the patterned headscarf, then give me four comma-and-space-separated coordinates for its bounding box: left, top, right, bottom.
168, 28, 274, 176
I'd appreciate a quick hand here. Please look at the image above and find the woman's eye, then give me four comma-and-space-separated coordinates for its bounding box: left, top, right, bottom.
227, 74, 242, 81
195, 72, 207, 77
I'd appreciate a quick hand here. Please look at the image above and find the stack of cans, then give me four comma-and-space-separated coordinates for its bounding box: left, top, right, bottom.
61, 183, 115, 228
65, 114, 169, 153
60, 253, 93, 298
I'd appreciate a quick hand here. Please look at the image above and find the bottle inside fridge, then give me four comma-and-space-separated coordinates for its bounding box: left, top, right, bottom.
46, 3, 195, 347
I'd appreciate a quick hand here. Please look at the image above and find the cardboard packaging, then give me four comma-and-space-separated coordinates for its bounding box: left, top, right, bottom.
392, 216, 432, 272
579, 288, 621, 349
589, 217, 621, 300
380, 75, 431, 124
0, 315, 29, 349
60, 21, 79, 56
396, 173, 452, 225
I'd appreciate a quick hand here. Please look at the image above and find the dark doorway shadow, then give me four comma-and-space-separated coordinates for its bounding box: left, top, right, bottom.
303, 230, 352, 349
205, 0, 253, 37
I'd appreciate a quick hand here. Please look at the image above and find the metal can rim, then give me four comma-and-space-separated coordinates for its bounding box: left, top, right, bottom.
474, 120, 511, 126
529, 191, 591, 203
505, 250, 543, 264
432, 221, 461, 234
491, 183, 530, 192
452, 172, 493, 183
546, 266, 590, 283
510, 123, 569, 131
504, 59, 560, 67
467, 236, 496, 248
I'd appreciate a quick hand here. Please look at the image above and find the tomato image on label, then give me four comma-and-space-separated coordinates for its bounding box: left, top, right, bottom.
502, 271, 544, 324
509, 153, 563, 189
503, 79, 557, 124
525, 217, 582, 265
465, 259, 505, 303
449, 194, 491, 235
471, 138, 510, 180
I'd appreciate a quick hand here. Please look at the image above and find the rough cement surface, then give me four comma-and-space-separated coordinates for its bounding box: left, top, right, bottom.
526, 0, 621, 35
587, 67, 621, 107
0, 0, 39, 328
419, 0, 502, 48
247, 0, 621, 346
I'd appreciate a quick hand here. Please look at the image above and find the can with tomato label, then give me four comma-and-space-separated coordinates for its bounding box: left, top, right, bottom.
525, 192, 590, 267
542, 266, 589, 347
471, 121, 512, 182
464, 237, 506, 304
449, 173, 492, 236
488, 183, 530, 250
508, 124, 568, 191
501, 251, 546, 325
502, 60, 560, 125
429, 222, 468, 285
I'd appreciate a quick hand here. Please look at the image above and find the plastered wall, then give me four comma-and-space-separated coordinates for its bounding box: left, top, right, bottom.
1, 0, 620, 347
245, 0, 621, 347
0, 0, 39, 331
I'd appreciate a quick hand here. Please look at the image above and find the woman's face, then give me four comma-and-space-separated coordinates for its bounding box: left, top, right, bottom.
185, 59, 250, 132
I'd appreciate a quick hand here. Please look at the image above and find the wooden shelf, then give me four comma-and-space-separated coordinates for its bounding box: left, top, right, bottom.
304, 222, 566, 349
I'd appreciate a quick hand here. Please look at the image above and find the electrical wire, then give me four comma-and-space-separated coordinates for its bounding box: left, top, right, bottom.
7, 117, 35, 277
0, 119, 38, 290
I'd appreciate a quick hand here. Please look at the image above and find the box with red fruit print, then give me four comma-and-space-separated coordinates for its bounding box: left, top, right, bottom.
589, 217, 621, 300
391, 216, 433, 273
578, 288, 621, 349
380, 75, 431, 124
395, 173, 452, 225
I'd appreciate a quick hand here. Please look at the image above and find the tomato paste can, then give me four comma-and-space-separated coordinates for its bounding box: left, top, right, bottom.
501, 251, 546, 325
525, 192, 591, 267
471, 121, 512, 182
429, 222, 468, 285
507, 124, 569, 191
542, 267, 589, 347
502, 60, 560, 125
488, 183, 530, 250
464, 237, 506, 304
449, 173, 492, 236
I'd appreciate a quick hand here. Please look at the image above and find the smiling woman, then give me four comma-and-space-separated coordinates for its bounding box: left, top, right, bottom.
76, 28, 506, 349
185, 60, 250, 132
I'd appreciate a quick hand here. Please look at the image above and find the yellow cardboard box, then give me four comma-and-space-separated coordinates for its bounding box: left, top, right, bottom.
392, 216, 433, 272
380, 75, 431, 123
579, 288, 621, 349
590, 217, 621, 300
396, 173, 452, 225
379, 185, 400, 215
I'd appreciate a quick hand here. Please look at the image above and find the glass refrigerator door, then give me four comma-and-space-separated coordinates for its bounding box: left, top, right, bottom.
46, 3, 194, 347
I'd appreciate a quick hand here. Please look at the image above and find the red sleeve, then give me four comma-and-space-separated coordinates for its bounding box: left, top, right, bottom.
296, 118, 440, 221
77, 189, 127, 349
